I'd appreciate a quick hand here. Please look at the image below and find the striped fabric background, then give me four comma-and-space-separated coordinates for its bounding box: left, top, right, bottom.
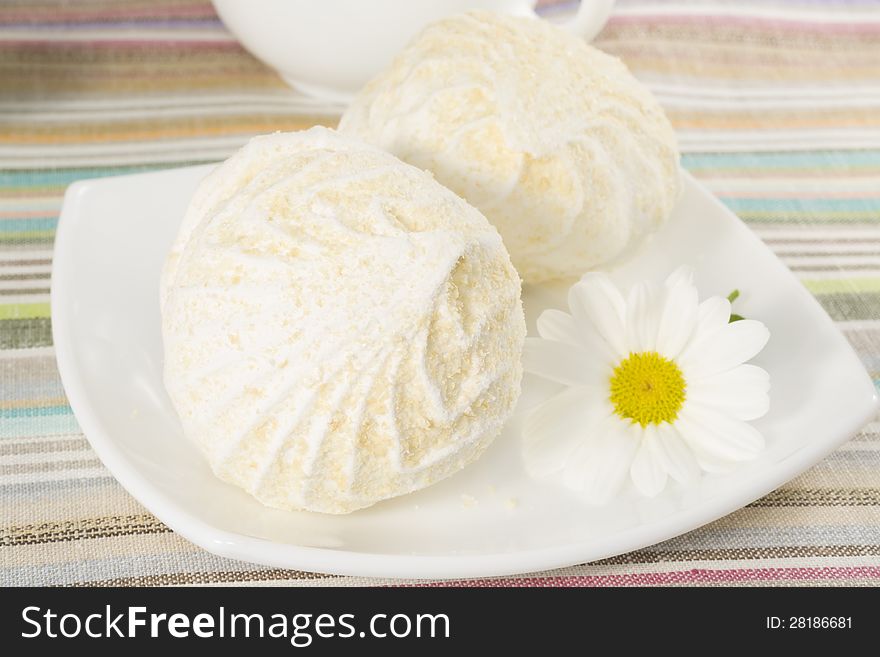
1, 0, 879, 586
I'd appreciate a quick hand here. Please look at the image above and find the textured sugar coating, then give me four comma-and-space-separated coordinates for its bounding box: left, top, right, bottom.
339, 10, 681, 283
160, 127, 526, 514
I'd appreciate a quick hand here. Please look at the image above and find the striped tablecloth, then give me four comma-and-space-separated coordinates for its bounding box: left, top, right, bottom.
2, 0, 879, 587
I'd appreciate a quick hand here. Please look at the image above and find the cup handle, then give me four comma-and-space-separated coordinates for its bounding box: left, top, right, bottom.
552, 0, 615, 42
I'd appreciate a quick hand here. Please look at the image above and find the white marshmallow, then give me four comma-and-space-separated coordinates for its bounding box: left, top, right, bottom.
161, 127, 525, 513
340, 11, 681, 283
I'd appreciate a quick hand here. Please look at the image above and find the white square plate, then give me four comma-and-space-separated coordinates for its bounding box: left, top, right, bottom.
52, 165, 878, 579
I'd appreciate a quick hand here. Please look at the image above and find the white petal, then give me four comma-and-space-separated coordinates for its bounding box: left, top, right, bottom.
693, 296, 732, 340
536, 309, 580, 345
630, 425, 668, 497
698, 363, 770, 391
655, 274, 699, 359
687, 364, 770, 421
564, 417, 640, 504
522, 337, 607, 387
665, 265, 695, 289
522, 387, 608, 478
569, 273, 627, 358
678, 319, 770, 379
625, 280, 660, 353
654, 422, 701, 484
688, 448, 743, 474
675, 402, 765, 463
537, 309, 616, 364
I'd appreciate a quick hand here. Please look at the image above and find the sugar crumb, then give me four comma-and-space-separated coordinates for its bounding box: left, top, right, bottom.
460, 494, 478, 508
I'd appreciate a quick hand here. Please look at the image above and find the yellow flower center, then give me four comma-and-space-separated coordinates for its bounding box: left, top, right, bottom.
609, 351, 686, 427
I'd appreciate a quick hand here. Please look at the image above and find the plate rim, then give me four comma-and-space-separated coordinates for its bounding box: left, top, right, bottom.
50, 168, 879, 579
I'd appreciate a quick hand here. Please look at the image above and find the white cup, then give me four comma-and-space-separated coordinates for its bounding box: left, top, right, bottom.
211, 0, 615, 102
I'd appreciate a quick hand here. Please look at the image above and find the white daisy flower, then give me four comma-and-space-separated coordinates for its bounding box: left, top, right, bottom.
522, 266, 770, 504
